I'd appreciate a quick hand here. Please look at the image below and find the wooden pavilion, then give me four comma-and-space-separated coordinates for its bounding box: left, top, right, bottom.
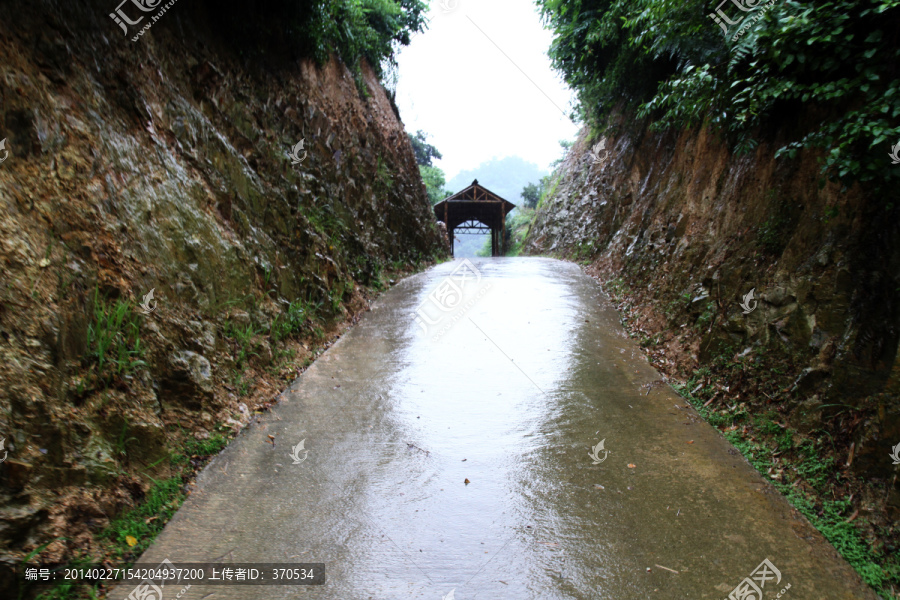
433, 180, 516, 257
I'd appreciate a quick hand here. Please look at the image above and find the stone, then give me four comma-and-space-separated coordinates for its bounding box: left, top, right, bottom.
83, 436, 118, 484
161, 351, 214, 409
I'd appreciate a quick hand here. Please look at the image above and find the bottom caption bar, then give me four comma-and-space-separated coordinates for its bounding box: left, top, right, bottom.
20, 562, 326, 585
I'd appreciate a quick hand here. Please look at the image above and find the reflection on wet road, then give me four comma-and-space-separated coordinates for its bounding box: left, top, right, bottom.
118, 258, 876, 600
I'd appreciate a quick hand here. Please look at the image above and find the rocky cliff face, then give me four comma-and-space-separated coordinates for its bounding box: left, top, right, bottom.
0, 0, 443, 575
525, 112, 900, 481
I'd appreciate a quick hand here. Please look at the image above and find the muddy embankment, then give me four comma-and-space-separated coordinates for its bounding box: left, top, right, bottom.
0, 0, 445, 586
524, 112, 900, 514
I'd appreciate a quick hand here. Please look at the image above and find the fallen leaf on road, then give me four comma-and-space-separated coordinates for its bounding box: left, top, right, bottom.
464, 478, 470, 484
628, 463, 636, 468
686, 440, 694, 444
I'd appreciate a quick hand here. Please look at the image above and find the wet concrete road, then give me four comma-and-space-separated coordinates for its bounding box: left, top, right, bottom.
117, 258, 876, 600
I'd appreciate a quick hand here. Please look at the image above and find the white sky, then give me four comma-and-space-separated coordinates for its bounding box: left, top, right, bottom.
394, 0, 581, 180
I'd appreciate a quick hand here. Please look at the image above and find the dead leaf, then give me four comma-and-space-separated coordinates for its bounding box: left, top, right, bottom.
125, 535, 138, 547
464, 478, 470, 484
628, 463, 636, 468
686, 440, 694, 444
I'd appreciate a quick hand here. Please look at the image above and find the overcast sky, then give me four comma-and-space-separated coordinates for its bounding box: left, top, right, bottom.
394, 0, 581, 181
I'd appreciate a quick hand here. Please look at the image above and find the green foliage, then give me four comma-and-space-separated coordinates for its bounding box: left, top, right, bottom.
114, 420, 139, 459
303, 201, 343, 241
538, 175, 560, 209
505, 207, 536, 256
223, 321, 260, 368
376, 155, 394, 191
521, 182, 541, 209
102, 477, 185, 558
673, 377, 900, 597
211, 0, 428, 84
420, 165, 454, 205
572, 239, 596, 262
408, 130, 443, 166
695, 300, 715, 331
476, 236, 492, 257
538, 0, 900, 194
85, 289, 146, 385
270, 298, 320, 341
327, 280, 351, 315
173, 432, 230, 465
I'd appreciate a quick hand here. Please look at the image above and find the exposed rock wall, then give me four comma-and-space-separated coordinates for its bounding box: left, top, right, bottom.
0, 0, 443, 572
525, 111, 900, 478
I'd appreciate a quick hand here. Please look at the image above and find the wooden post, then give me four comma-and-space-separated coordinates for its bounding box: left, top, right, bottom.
500, 205, 507, 256
444, 201, 451, 257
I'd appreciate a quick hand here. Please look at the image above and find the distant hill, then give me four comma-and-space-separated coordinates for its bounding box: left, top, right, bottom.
447, 156, 548, 206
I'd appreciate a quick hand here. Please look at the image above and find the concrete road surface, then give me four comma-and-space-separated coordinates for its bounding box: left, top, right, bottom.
112, 258, 877, 600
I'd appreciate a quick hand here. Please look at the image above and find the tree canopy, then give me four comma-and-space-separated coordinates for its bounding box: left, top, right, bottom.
538, 0, 900, 192
408, 130, 444, 166
211, 0, 428, 81
521, 183, 541, 209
